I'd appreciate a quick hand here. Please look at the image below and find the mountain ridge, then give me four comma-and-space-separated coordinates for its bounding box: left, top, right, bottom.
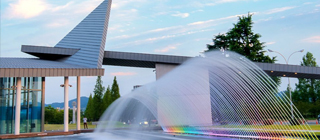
45, 96, 88, 111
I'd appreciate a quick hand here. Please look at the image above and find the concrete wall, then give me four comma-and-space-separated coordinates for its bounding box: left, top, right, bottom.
155, 64, 178, 80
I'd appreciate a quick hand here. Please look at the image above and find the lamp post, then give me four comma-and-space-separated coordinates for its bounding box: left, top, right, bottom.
268, 49, 304, 119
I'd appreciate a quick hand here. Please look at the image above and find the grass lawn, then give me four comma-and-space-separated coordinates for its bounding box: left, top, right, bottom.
44, 123, 97, 131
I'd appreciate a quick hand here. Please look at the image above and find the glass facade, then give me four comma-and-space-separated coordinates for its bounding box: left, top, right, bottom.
0, 77, 42, 134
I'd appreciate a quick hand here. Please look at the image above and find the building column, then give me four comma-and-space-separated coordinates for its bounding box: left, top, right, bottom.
41, 77, 45, 132
31, 78, 39, 132
0, 78, 7, 134
15, 77, 21, 135
76, 76, 81, 130
64, 77, 69, 132
72, 103, 76, 124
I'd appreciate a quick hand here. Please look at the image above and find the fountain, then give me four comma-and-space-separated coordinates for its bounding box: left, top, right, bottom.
95, 51, 318, 139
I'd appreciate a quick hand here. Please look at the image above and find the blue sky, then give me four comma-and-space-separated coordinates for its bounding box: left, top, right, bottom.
1, 0, 320, 104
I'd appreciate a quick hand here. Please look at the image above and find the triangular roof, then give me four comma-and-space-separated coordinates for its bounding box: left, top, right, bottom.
55, 0, 112, 68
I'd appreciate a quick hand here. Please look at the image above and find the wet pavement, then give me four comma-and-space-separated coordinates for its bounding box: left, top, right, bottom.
14, 130, 245, 140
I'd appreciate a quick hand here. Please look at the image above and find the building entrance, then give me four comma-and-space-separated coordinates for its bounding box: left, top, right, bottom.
0, 77, 42, 134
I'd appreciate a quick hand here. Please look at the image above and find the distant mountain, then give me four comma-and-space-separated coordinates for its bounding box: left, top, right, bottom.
46, 96, 89, 111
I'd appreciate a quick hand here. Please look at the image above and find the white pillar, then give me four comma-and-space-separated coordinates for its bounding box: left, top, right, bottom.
64, 77, 69, 132
76, 77, 81, 130
15, 77, 21, 135
41, 77, 45, 132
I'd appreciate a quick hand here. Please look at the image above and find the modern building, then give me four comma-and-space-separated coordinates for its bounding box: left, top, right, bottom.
0, 0, 110, 135
1, 0, 320, 136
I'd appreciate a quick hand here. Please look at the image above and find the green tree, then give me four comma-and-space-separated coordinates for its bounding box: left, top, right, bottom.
293, 52, 320, 117
294, 52, 320, 103
92, 76, 105, 121
207, 13, 280, 85
45, 105, 56, 124
111, 76, 120, 103
54, 110, 64, 124
102, 86, 112, 111
85, 94, 94, 121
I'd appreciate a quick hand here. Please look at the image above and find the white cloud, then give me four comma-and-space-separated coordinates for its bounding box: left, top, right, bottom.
51, 1, 74, 12
110, 8, 139, 22
111, 35, 131, 40
188, 21, 207, 26
153, 10, 201, 18
218, 0, 243, 3
310, 8, 319, 13
265, 6, 296, 14
3, 0, 104, 27
108, 14, 241, 48
191, 9, 204, 13
188, 14, 242, 26
302, 36, 320, 43
171, 12, 190, 18
46, 19, 70, 28
154, 44, 181, 53
73, 0, 102, 14
108, 24, 124, 32
190, 0, 245, 7
111, 0, 146, 9
194, 38, 210, 42
316, 4, 320, 7
255, 17, 273, 23
110, 28, 215, 48
4, 0, 49, 19
265, 42, 276, 45
109, 25, 183, 41
303, 2, 312, 5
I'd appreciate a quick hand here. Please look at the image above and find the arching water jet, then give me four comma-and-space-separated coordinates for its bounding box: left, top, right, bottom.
96, 51, 317, 139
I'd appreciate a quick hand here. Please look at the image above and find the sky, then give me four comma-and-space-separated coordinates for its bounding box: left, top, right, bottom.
1, 0, 320, 104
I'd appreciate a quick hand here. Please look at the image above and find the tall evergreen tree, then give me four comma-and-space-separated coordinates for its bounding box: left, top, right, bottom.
85, 94, 93, 120
92, 76, 105, 121
111, 76, 120, 102
207, 13, 280, 85
102, 86, 112, 111
292, 52, 320, 117
293, 52, 320, 103
207, 13, 274, 62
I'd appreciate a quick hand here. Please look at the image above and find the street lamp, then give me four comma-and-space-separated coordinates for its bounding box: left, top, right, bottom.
60, 84, 72, 87
268, 49, 304, 119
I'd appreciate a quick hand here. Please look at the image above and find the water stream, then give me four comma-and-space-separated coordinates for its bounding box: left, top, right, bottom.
96, 51, 317, 139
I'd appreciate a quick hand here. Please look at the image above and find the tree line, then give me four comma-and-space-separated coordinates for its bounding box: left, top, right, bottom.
208, 13, 319, 118
85, 76, 120, 121
44, 76, 120, 124
291, 52, 320, 118
45, 106, 83, 124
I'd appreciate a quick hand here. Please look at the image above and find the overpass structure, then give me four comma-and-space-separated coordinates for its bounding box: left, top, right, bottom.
102, 51, 320, 79
1, 0, 320, 136
17, 46, 320, 79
